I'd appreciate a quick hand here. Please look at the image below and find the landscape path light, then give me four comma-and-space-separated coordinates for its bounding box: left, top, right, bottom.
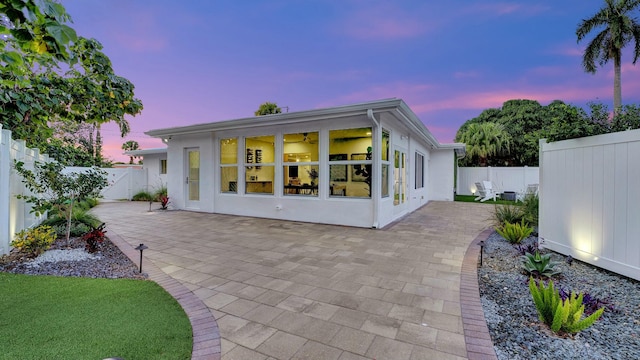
134, 243, 148, 273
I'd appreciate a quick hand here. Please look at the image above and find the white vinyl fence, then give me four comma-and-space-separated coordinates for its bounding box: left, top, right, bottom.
63, 167, 147, 201
0, 125, 50, 255
539, 129, 640, 281
457, 166, 539, 196
1, 125, 151, 255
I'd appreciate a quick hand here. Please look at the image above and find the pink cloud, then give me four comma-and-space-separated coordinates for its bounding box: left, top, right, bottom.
337, 4, 434, 40
465, 3, 549, 16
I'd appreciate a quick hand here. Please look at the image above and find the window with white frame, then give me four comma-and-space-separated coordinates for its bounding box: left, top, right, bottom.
328, 127, 372, 198
160, 159, 167, 174
245, 135, 275, 194
381, 129, 390, 197
220, 138, 238, 193
283, 132, 319, 196
415, 152, 424, 189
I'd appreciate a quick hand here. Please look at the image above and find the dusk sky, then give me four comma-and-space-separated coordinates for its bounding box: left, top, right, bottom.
61, 0, 640, 163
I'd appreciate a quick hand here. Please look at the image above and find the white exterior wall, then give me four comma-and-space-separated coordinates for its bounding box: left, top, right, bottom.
428, 150, 455, 201
456, 166, 539, 196
158, 103, 459, 229
141, 153, 168, 191
539, 129, 640, 281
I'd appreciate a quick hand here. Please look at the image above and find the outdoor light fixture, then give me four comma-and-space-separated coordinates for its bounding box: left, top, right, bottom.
135, 243, 148, 273
479, 240, 485, 266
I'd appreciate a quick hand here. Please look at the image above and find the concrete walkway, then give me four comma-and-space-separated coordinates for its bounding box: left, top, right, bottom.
93, 201, 495, 360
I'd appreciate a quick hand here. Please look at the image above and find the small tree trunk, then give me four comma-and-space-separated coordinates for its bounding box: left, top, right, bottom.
65, 199, 75, 246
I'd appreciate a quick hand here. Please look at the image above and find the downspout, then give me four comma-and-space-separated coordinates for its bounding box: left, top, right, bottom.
367, 109, 380, 229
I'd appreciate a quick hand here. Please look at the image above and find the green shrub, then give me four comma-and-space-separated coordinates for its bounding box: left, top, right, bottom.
42, 208, 101, 237
52, 223, 91, 238
529, 277, 604, 334
75, 198, 99, 211
496, 219, 533, 244
85, 197, 99, 208
521, 251, 561, 278
132, 191, 154, 201
153, 186, 168, 201
492, 204, 524, 226
11, 226, 57, 257
522, 194, 539, 226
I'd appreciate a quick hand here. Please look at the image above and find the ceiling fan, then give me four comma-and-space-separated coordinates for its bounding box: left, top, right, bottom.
287, 132, 317, 144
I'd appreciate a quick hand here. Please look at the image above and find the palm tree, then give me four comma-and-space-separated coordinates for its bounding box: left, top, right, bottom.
122, 140, 140, 164
577, 0, 640, 113
456, 122, 511, 166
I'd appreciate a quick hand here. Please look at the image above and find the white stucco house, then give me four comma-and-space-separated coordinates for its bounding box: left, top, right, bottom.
124, 148, 168, 190
140, 99, 464, 229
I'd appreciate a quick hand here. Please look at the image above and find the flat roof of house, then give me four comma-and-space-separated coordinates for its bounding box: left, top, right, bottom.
145, 98, 465, 152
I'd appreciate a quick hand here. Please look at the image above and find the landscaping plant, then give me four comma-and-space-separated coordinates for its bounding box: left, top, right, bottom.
132, 190, 154, 201
153, 185, 168, 201
521, 194, 539, 226
559, 289, 615, 316
82, 223, 106, 253
521, 251, 561, 278
14, 161, 108, 245
42, 207, 102, 238
492, 204, 524, 226
517, 242, 539, 256
159, 194, 170, 210
496, 219, 533, 244
529, 277, 604, 334
11, 225, 57, 257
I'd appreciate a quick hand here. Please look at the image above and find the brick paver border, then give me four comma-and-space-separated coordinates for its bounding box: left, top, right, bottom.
460, 228, 498, 360
106, 227, 221, 360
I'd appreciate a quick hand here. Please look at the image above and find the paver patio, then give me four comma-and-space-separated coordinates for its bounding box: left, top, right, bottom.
93, 200, 494, 360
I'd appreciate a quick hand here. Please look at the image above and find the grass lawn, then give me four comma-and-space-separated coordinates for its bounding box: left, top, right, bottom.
455, 194, 519, 206
0, 273, 192, 360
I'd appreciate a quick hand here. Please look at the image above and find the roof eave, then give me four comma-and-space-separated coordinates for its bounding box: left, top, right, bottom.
145, 98, 403, 138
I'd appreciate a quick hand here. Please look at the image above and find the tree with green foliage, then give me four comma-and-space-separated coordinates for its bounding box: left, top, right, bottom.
255, 102, 281, 116
14, 161, 108, 245
0, 0, 77, 79
122, 140, 140, 164
457, 99, 640, 166
456, 122, 511, 167
1, 2, 142, 166
577, 0, 640, 113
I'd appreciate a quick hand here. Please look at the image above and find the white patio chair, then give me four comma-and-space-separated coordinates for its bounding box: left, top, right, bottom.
475, 181, 497, 202
516, 183, 539, 202
474, 182, 485, 201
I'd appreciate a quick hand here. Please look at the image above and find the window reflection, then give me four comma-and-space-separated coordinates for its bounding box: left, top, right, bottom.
246, 135, 275, 194
283, 132, 319, 196
220, 138, 238, 193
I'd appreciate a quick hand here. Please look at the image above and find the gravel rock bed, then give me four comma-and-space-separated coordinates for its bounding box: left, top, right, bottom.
479, 232, 640, 360
0, 236, 145, 280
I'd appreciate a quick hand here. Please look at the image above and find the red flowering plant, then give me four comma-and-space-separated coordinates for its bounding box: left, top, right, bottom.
159, 195, 170, 210
82, 223, 107, 253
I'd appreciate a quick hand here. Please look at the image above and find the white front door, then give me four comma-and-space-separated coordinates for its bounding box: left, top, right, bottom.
185, 148, 200, 209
